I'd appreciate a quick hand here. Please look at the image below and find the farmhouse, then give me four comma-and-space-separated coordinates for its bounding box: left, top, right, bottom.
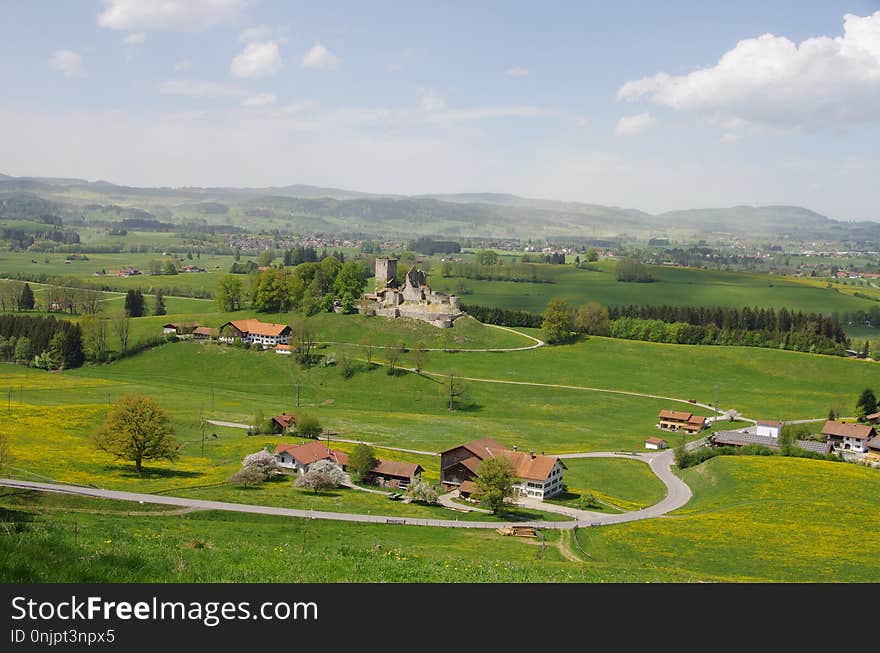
866, 436, 880, 463
658, 410, 707, 433
644, 437, 668, 450
359, 257, 464, 328
275, 344, 292, 355
439, 437, 566, 500
219, 318, 291, 348
271, 413, 297, 434
865, 412, 880, 424
273, 441, 334, 475
332, 450, 423, 490
821, 420, 876, 453
162, 322, 199, 336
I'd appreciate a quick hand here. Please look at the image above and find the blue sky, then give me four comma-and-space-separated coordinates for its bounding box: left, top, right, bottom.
1, 0, 879, 219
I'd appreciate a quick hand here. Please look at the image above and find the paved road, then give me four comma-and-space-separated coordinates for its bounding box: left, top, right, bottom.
0, 447, 692, 530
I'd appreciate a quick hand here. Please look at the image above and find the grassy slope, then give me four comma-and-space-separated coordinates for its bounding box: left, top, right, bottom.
0, 491, 693, 583
431, 260, 880, 314
548, 458, 668, 511
576, 456, 880, 582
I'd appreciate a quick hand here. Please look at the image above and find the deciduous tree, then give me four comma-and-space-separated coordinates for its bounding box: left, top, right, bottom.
295, 459, 345, 493
348, 443, 376, 482
95, 395, 179, 473
542, 298, 574, 344
474, 456, 516, 514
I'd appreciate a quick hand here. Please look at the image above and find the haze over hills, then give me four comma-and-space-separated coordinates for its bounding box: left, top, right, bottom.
0, 173, 877, 244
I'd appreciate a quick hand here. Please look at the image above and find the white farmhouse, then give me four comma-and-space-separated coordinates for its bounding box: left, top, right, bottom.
756, 420, 783, 439
821, 420, 876, 454
273, 441, 338, 475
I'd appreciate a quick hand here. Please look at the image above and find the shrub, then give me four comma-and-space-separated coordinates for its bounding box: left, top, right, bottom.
227, 467, 265, 487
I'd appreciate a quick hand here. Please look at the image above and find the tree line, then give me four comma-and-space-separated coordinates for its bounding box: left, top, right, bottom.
461, 304, 543, 328
439, 261, 553, 283
0, 314, 84, 369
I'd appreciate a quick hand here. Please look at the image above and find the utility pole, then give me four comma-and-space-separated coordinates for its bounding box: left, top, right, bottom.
714, 384, 719, 422
296, 382, 301, 408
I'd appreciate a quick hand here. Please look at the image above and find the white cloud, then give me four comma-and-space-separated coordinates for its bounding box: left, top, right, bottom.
618, 11, 880, 129
159, 79, 243, 97
242, 92, 276, 107
615, 112, 654, 135
720, 133, 741, 144
49, 50, 85, 78
506, 67, 529, 77
418, 88, 446, 112
97, 0, 248, 31
239, 25, 270, 42
300, 43, 340, 70
123, 32, 145, 45
230, 41, 282, 79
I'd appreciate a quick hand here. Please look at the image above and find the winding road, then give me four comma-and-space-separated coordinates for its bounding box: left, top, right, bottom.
0, 448, 690, 530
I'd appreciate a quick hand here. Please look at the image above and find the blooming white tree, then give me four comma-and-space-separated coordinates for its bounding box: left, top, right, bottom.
294, 459, 345, 493
405, 481, 438, 505
242, 450, 281, 479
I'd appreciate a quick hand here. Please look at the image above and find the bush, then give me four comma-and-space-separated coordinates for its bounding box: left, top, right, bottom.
578, 493, 602, 510
296, 413, 323, 438
227, 466, 265, 487
242, 450, 281, 479
405, 481, 438, 504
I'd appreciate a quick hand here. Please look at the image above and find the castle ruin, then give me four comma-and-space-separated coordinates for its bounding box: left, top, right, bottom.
360, 257, 464, 328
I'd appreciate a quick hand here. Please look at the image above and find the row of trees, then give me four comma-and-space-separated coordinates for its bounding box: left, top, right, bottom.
0, 314, 85, 369
607, 304, 848, 344
248, 259, 368, 315
438, 261, 553, 283
616, 257, 654, 282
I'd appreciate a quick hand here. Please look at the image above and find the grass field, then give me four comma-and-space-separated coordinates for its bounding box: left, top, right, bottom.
575, 456, 880, 582
430, 259, 880, 315
546, 458, 668, 512
0, 490, 696, 583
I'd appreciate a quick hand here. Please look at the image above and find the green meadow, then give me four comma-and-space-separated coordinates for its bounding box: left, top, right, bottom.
430, 259, 880, 315
576, 456, 880, 582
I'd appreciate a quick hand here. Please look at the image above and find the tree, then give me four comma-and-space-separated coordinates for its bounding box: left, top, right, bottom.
406, 480, 438, 504
18, 283, 34, 311
476, 249, 499, 266
338, 346, 355, 378
13, 336, 32, 364
296, 413, 323, 439
578, 493, 601, 510
295, 459, 345, 493
227, 466, 264, 487
81, 314, 109, 362
94, 395, 179, 473
585, 247, 599, 263
78, 287, 103, 315
474, 456, 516, 514
385, 342, 404, 375
573, 302, 610, 335
446, 373, 468, 411
410, 343, 427, 373
241, 450, 281, 479
333, 260, 367, 302
673, 435, 690, 469
112, 311, 130, 353
153, 289, 166, 316
124, 289, 146, 318
616, 257, 653, 282
163, 259, 178, 275
542, 298, 574, 344
855, 388, 877, 422
291, 315, 316, 367
149, 259, 163, 275
348, 443, 377, 482
217, 274, 243, 312
50, 326, 85, 369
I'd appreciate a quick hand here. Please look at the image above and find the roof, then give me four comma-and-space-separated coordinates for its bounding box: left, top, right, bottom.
275, 344, 291, 351
459, 456, 483, 475
272, 413, 296, 429
866, 412, 880, 421
713, 431, 832, 455
490, 449, 563, 482
273, 440, 331, 465
458, 480, 477, 495
440, 437, 505, 459
192, 326, 218, 336
371, 460, 423, 479
821, 420, 875, 440
867, 435, 880, 452
223, 318, 291, 337
796, 439, 833, 455
331, 450, 349, 466
757, 420, 783, 428
659, 409, 693, 421
645, 437, 668, 445
687, 415, 706, 426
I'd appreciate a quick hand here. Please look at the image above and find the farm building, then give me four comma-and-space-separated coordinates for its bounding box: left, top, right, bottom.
162, 322, 200, 336
821, 421, 876, 453
275, 344, 292, 355
710, 428, 832, 455
439, 437, 566, 500
271, 413, 297, 434
219, 318, 291, 348
644, 437, 668, 450
332, 450, 423, 490
273, 441, 334, 475
658, 410, 707, 433
756, 420, 783, 438
192, 326, 218, 340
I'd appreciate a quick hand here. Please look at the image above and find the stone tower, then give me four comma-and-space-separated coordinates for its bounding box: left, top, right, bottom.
375, 257, 398, 289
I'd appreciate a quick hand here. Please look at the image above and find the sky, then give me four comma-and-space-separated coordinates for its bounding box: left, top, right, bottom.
1, 0, 879, 220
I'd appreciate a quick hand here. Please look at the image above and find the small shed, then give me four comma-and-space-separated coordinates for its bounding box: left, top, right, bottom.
645, 436, 669, 450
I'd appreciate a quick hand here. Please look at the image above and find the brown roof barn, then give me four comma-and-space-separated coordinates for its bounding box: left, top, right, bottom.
821, 421, 875, 440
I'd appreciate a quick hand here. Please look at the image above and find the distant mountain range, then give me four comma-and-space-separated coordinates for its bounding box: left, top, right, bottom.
0, 173, 876, 244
